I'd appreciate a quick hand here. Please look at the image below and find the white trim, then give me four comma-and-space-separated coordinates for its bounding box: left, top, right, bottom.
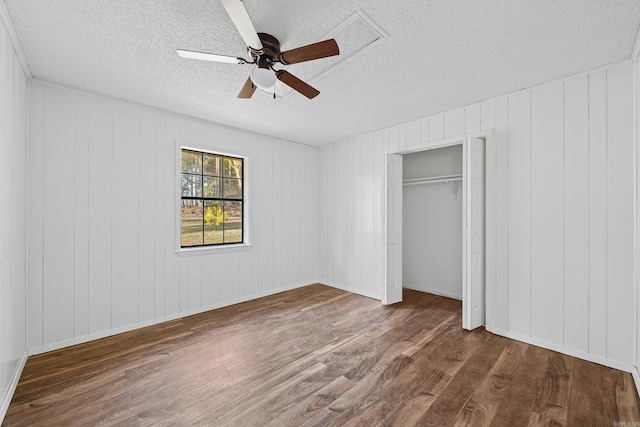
0, 352, 28, 423
28, 280, 317, 356
633, 54, 640, 381
319, 280, 382, 301
279, 9, 388, 99
484, 130, 497, 333
176, 243, 253, 256
330, 8, 390, 40
24, 78, 31, 375
402, 284, 462, 301
633, 24, 640, 62
630, 53, 639, 386
387, 135, 464, 155
633, 366, 640, 399
0, 1, 31, 79
316, 9, 389, 71
175, 143, 252, 252
493, 328, 636, 374
386, 129, 494, 155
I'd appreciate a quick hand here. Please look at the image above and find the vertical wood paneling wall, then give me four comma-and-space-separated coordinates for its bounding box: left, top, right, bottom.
319, 61, 636, 369
27, 81, 319, 353
0, 13, 28, 416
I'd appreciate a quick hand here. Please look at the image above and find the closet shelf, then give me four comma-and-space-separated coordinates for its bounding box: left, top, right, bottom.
402, 174, 462, 186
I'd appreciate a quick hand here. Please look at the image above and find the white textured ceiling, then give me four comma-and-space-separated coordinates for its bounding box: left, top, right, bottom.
5, 0, 640, 146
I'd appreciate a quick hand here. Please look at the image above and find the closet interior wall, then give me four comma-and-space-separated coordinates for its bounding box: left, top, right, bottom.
402, 145, 463, 300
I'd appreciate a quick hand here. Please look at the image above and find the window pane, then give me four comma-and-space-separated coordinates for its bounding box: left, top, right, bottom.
204, 200, 224, 245
181, 174, 202, 197
181, 200, 203, 246
203, 154, 221, 177
180, 150, 244, 248
224, 157, 243, 179
181, 150, 201, 174
223, 178, 242, 199
203, 176, 221, 198
223, 201, 243, 243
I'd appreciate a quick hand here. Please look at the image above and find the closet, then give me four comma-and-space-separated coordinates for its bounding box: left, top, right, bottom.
402, 145, 463, 300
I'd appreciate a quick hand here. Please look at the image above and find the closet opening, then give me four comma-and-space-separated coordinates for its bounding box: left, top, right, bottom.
403, 145, 463, 301
384, 136, 487, 330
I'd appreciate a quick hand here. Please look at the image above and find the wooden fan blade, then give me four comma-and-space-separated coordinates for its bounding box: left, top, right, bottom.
276, 71, 320, 99
220, 0, 263, 51
177, 49, 242, 64
280, 39, 339, 65
238, 76, 257, 98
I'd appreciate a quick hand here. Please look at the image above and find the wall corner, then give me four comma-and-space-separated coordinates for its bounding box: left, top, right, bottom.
0, 1, 31, 79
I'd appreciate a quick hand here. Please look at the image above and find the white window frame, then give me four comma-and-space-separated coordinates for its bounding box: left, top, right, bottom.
175, 142, 253, 256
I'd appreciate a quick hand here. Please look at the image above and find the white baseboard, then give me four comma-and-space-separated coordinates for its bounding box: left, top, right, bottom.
492, 328, 635, 374
402, 284, 462, 301
319, 280, 382, 301
0, 351, 28, 423
29, 280, 317, 356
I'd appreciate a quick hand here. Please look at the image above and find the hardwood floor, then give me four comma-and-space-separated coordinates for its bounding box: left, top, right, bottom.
4, 284, 640, 426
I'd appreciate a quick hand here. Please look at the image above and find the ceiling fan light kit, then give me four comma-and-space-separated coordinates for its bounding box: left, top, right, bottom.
250, 63, 277, 91
177, 0, 340, 99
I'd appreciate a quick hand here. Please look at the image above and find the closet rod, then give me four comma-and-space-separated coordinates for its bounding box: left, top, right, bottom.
403, 174, 462, 186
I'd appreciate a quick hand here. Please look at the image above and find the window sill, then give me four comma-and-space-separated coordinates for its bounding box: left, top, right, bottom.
175, 243, 253, 257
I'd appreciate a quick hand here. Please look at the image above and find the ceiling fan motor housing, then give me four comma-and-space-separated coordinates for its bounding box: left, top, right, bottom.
255, 33, 283, 63
248, 33, 282, 92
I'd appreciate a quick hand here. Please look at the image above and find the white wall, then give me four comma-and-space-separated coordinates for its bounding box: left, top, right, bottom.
320, 60, 636, 370
403, 146, 463, 299
0, 9, 28, 419
27, 81, 319, 353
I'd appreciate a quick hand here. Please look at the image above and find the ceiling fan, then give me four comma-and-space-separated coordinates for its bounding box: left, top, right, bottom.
177, 0, 340, 99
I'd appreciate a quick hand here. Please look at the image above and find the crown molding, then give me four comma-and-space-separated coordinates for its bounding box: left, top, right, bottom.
0, 0, 32, 79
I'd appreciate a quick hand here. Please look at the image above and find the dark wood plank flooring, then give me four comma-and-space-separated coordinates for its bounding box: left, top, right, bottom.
4, 284, 640, 426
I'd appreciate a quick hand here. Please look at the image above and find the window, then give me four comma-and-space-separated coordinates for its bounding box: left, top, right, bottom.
180, 149, 244, 247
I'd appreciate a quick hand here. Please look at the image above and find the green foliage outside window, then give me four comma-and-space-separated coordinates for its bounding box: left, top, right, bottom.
204, 202, 227, 226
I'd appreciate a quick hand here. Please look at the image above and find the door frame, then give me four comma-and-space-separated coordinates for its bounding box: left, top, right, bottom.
383, 130, 496, 332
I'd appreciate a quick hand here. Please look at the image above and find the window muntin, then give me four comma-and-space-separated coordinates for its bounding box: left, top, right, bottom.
181, 149, 243, 247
